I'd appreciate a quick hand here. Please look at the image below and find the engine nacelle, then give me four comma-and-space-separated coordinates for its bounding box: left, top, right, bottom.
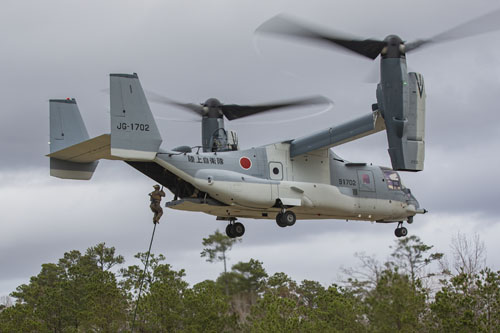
405, 72, 426, 171
377, 68, 426, 172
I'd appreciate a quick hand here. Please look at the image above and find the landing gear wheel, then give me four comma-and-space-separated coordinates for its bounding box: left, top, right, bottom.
394, 222, 408, 238
407, 216, 414, 224
226, 224, 236, 238
276, 213, 287, 228
233, 222, 245, 237
283, 211, 296, 226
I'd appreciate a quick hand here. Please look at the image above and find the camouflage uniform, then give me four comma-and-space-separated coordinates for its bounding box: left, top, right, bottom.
149, 185, 165, 224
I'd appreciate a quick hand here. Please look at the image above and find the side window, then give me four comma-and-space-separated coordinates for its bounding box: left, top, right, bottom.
269, 162, 283, 180
357, 170, 375, 192
384, 170, 401, 190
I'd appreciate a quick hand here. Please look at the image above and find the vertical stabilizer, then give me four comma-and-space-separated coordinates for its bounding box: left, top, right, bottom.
110, 73, 162, 160
49, 99, 98, 180
50, 99, 89, 153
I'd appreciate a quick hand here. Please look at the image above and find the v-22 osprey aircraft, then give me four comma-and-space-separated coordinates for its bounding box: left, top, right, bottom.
48, 9, 500, 238
47, 64, 425, 239
50, 7, 500, 239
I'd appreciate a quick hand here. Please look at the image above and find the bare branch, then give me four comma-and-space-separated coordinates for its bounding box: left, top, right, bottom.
451, 232, 486, 277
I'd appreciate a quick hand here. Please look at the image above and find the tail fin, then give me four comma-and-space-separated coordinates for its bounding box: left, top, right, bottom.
110, 73, 162, 160
48, 73, 161, 179
49, 99, 98, 180
49, 98, 89, 153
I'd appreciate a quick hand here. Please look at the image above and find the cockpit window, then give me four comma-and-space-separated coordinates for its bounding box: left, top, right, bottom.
384, 170, 402, 190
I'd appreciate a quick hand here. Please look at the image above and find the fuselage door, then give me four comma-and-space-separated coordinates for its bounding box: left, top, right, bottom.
356, 170, 377, 215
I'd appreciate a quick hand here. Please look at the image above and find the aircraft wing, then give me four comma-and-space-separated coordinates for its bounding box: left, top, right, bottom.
289, 111, 385, 157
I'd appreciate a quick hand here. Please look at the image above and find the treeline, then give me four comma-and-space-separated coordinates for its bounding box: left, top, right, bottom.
1, 234, 500, 332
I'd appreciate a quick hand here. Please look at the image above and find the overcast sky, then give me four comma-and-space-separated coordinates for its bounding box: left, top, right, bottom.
2, 0, 500, 297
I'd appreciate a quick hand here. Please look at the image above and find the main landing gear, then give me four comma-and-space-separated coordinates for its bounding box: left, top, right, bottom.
394, 221, 408, 238
275, 210, 297, 228
226, 218, 245, 238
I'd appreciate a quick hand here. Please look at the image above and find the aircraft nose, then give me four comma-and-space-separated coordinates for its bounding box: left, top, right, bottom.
403, 188, 420, 209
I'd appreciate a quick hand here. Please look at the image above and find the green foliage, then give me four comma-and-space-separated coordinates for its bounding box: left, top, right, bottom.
119, 252, 166, 299
218, 259, 268, 295
245, 290, 303, 332
231, 259, 268, 293
303, 284, 366, 332
128, 256, 237, 332
85, 242, 125, 271
244, 274, 366, 332
389, 235, 444, 285
183, 280, 238, 332
431, 268, 500, 332
365, 269, 427, 332
201, 229, 240, 273
0, 303, 44, 332
216, 259, 268, 323
2, 234, 500, 333
243, 272, 300, 331
133, 262, 189, 331
297, 279, 325, 309
3, 244, 127, 332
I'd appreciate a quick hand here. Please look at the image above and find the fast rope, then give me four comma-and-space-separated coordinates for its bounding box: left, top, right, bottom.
131, 220, 158, 332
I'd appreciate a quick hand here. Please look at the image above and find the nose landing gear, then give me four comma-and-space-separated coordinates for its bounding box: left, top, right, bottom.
394, 221, 408, 238
225, 218, 245, 238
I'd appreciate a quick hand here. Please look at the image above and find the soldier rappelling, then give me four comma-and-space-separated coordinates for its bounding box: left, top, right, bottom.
149, 185, 165, 224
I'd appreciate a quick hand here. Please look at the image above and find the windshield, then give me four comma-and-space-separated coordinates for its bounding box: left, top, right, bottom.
383, 170, 402, 190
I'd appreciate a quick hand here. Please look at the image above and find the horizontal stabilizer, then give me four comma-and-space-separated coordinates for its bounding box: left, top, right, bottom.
47, 134, 121, 163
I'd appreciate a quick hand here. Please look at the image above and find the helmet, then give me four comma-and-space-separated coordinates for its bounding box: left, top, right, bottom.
153, 185, 160, 189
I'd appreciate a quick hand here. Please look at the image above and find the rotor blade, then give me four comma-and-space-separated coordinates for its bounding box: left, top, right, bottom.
220, 95, 332, 121
234, 105, 332, 125
154, 115, 201, 123
256, 14, 386, 60
406, 8, 500, 52
145, 90, 204, 116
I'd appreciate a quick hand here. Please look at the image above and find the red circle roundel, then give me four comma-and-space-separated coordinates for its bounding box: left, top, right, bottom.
240, 157, 252, 170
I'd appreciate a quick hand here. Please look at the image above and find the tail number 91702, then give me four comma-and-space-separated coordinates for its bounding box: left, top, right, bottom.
116, 123, 150, 131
